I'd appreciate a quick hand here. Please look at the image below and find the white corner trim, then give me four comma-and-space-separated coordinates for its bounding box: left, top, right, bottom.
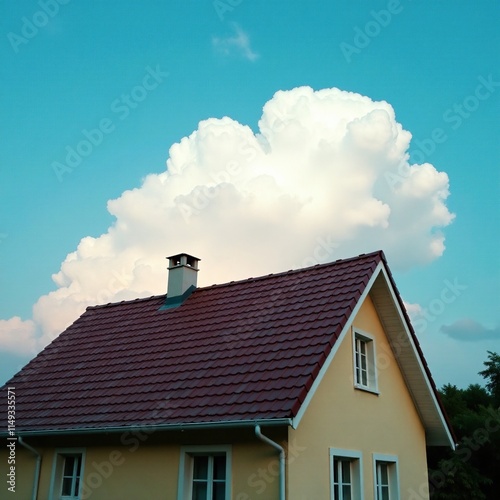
291, 262, 385, 429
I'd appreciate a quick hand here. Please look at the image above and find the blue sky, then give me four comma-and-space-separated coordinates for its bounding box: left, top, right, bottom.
1, 0, 499, 388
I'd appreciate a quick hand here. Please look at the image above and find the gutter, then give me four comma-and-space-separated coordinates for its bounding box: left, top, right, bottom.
8, 418, 293, 438
18, 436, 41, 500
255, 425, 285, 500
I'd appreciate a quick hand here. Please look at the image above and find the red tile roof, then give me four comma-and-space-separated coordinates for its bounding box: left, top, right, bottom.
3, 252, 385, 433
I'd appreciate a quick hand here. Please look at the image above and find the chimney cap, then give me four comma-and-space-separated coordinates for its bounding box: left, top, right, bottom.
166, 253, 201, 270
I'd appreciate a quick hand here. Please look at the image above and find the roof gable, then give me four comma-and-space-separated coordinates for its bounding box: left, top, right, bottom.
290, 262, 455, 447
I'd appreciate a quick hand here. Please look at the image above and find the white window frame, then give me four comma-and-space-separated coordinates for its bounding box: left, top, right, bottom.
329, 448, 363, 500
352, 328, 379, 394
49, 448, 86, 500
372, 453, 400, 500
177, 445, 232, 500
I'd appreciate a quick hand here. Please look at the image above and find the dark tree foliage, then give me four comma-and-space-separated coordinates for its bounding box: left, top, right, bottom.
427, 352, 500, 500
479, 351, 500, 407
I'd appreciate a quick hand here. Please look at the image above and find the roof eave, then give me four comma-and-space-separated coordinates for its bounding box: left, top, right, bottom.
7, 418, 293, 438
371, 264, 456, 449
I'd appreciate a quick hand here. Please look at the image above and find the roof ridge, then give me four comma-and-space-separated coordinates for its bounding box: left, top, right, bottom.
197, 249, 384, 292
87, 294, 166, 310
86, 250, 384, 310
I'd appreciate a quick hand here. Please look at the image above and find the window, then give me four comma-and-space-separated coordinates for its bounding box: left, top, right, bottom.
373, 454, 399, 500
329, 449, 362, 500
61, 455, 82, 498
178, 446, 231, 500
192, 455, 226, 500
49, 448, 86, 500
353, 329, 378, 393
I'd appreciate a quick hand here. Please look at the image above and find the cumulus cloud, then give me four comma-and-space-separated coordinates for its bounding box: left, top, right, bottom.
0, 317, 37, 356
441, 318, 500, 342
212, 23, 259, 61
1, 86, 454, 354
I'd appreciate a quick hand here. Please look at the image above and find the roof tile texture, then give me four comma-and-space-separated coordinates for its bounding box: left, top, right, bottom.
3, 252, 382, 432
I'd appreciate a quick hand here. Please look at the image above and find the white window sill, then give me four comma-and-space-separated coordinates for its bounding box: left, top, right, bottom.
354, 384, 379, 395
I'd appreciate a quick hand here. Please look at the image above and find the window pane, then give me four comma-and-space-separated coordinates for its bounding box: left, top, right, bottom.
380, 463, 389, 484
333, 484, 339, 499
75, 455, 82, 476
213, 455, 226, 480
193, 456, 209, 480
63, 456, 75, 476
342, 484, 352, 500
381, 485, 390, 500
192, 482, 208, 500
333, 459, 339, 482
341, 461, 351, 483
61, 477, 73, 496
213, 481, 226, 500
359, 340, 366, 355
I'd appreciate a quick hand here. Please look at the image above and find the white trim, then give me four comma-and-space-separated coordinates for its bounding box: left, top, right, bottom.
292, 260, 454, 447
329, 448, 363, 500
177, 445, 232, 500
352, 328, 379, 394
377, 266, 455, 448
17, 417, 293, 437
48, 448, 86, 500
292, 263, 385, 428
372, 453, 399, 500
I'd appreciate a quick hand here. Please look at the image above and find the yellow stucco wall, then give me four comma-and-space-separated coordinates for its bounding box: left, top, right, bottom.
0, 432, 283, 500
287, 294, 429, 500
0, 446, 35, 499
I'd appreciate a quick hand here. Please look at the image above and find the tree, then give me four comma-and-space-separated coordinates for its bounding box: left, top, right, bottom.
478, 351, 500, 407
428, 352, 500, 499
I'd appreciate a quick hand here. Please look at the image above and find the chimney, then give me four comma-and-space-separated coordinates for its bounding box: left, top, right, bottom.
163, 253, 200, 308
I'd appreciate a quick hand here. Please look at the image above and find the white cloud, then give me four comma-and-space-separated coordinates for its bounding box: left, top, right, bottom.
212, 23, 259, 61
441, 318, 500, 342
0, 317, 38, 356
1, 86, 454, 355
404, 301, 423, 321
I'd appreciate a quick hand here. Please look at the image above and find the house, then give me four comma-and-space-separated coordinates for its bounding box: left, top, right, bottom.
0, 250, 454, 500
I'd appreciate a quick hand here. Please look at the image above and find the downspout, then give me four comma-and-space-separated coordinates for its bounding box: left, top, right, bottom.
18, 436, 41, 500
255, 425, 285, 500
